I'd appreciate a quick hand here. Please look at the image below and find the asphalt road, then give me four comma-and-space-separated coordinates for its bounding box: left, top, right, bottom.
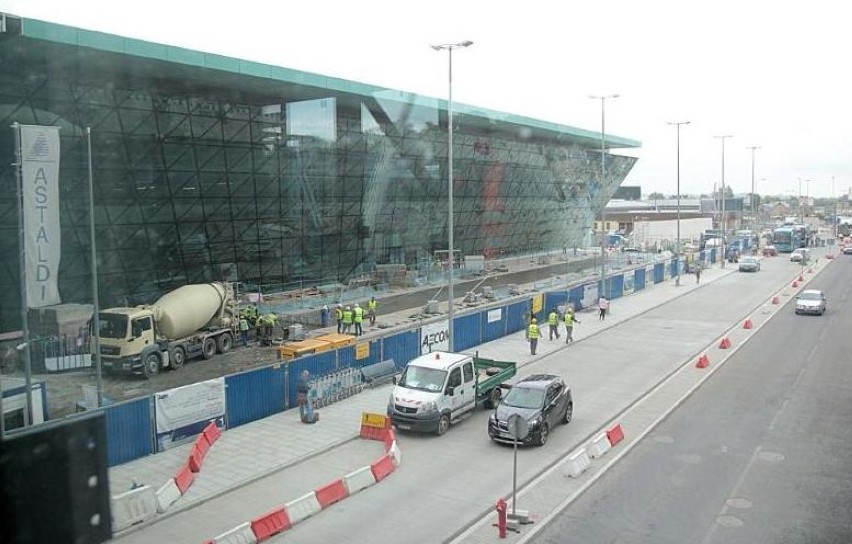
117, 253, 812, 543
531, 255, 852, 544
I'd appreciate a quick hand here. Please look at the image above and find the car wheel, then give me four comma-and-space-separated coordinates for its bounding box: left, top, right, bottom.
562, 402, 573, 425
170, 346, 186, 369
436, 414, 450, 436
202, 337, 217, 359
536, 423, 549, 446
485, 387, 502, 409
143, 353, 160, 379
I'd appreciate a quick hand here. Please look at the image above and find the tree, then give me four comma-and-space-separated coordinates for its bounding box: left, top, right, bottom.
646, 192, 666, 201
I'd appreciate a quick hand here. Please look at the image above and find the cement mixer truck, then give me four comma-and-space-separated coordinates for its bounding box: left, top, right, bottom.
98, 282, 238, 378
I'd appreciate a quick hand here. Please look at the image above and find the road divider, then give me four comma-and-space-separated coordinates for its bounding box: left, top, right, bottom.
209, 521, 255, 544
315, 479, 348, 509
111, 485, 157, 532
566, 448, 591, 478
588, 433, 611, 459
155, 478, 181, 514
250, 508, 290, 541
606, 423, 625, 447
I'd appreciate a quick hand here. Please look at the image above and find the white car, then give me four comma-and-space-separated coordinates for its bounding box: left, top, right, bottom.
738, 256, 761, 272
795, 289, 827, 315
790, 248, 810, 263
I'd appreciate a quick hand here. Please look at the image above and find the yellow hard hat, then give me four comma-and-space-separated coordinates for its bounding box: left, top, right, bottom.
531, 317, 537, 323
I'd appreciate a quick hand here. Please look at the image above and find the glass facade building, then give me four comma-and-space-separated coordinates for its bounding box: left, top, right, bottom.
0, 14, 639, 330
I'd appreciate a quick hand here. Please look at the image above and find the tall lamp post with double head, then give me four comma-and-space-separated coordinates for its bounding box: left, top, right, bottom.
714, 134, 732, 267
432, 40, 473, 351
590, 94, 619, 298
747, 145, 761, 228
668, 121, 690, 286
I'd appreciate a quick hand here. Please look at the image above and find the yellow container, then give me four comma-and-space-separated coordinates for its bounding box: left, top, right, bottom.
277, 338, 334, 360
313, 333, 356, 349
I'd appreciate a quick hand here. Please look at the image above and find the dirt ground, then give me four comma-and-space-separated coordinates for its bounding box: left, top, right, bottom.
16, 342, 284, 419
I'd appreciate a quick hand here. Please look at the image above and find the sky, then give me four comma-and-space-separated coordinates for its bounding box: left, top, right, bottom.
2, 0, 850, 198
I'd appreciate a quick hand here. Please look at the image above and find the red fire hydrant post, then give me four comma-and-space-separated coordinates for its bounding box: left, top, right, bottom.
496, 498, 507, 539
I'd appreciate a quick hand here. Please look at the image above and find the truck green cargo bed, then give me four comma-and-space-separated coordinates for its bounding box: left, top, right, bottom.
473, 357, 516, 401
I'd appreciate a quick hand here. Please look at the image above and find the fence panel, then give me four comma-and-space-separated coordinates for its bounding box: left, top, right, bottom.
609, 274, 624, 299
506, 300, 531, 334
225, 366, 286, 428
382, 330, 421, 370
670, 259, 679, 276
634, 267, 646, 291
545, 291, 568, 314
337, 340, 382, 371
481, 306, 507, 343
654, 262, 665, 283
104, 397, 154, 467
453, 313, 481, 352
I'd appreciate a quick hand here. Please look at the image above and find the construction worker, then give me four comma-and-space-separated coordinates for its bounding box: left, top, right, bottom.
527, 318, 540, 355
548, 308, 560, 341
564, 306, 580, 344
335, 304, 344, 333
353, 303, 364, 336
238, 313, 250, 347
368, 296, 377, 326
262, 313, 277, 345
342, 306, 353, 334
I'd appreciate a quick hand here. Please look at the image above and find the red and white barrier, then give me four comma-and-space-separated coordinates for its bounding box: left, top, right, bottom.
155, 478, 181, 513
370, 454, 396, 482
606, 423, 625, 447
587, 432, 611, 459
111, 485, 157, 532
343, 465, 376, 495
566, 448, 591, 478
174, 462, 196, 495
212, 521, 256, 544
389, 440, 402, 466
284, 491, 322, 525
250, 508, 291, 542
315, 479, 348, 509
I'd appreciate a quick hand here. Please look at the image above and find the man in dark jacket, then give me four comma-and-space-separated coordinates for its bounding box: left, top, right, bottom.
297, 370, 319, 423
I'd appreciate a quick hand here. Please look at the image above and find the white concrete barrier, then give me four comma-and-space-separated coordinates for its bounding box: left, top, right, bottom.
389, 440, 402, 467
285, 491, 322, 525
155, 478, 181, 514
111, 485, 157, 532
343, 465, 376, 495
212, 521, 257, 544
588, 432, 611, 459
566, 448, 591, 478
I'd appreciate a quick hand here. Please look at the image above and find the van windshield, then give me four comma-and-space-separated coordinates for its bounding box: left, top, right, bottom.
397, 365, 447, 392
98, 313, 128, 339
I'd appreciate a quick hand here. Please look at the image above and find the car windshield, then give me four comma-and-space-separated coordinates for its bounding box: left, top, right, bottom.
740, 257, 757, 264
397, 365, 447, 392
502, 385, 545, 409
800, 292, 823, 301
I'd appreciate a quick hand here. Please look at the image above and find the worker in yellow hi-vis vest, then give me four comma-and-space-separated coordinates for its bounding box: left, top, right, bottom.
527, 318, 540, 355
368, 296, 377, 326
547, 308, 560, 341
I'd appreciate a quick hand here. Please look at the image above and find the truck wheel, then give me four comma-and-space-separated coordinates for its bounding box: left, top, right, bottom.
484, 387, 502, 409
436, 414, 450, 436
143, 353, 160, 379
202, 338, 217, 359
217, 333, 233, 354
170, 346, 186, 370
562, 402, 573, 425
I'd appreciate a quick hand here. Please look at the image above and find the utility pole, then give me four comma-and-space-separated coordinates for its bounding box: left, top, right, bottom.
747, 146, 760, 228
714, 135, 732, 267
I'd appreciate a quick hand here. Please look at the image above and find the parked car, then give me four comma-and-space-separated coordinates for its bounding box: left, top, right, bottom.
488, 374, 572, 447
843, 245, 852, 255
763, 245, 777, 256
795, 289, 827, 315
738, 255, 761, 272
790, 248, 810, 263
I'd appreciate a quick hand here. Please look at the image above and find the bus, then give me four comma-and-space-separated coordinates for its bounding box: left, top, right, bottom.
773, 225, 807, 252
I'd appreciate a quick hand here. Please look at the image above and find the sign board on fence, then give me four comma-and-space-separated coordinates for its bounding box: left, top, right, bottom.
582, 283, 598, 309
487, 309, 502, 323
420, 319, 449, 354
623, 272, 635, 295
155, 378, 225, 451
531, 294, 543, 314
646, 266, 655, 288
361, 413, 388, 428
356, 342, 370, 360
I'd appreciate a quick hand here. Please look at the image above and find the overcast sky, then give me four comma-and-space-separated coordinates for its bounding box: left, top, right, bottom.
3, 0, 850, 198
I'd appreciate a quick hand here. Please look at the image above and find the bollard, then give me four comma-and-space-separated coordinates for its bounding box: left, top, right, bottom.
496, 498, 507, 539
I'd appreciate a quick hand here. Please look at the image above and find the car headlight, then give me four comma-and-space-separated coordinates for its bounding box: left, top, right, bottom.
529, 417, 542, 429
420, 400, 438, 414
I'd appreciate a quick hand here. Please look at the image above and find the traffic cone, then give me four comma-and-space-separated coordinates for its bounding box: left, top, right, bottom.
807, 268, 813, 273
696, 354, 709, 368
771, 296, 780, 305
792, 281, 799, 288
798, 274, 804, 281
743, 319, 753, 329
719, 337, 731, 349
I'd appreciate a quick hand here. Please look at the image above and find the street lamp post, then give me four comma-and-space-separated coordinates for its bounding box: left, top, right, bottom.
590, 94, 619, 298
432, 40, 472, 352
714, 135, 732, 267
668, 121, 690, 286
747, 146, 760, 228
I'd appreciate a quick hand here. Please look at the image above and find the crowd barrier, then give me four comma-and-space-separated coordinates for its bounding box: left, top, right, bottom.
98, 257, 689, 468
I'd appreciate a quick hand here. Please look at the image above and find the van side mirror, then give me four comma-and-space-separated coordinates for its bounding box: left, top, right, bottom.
446, 386, 455, 397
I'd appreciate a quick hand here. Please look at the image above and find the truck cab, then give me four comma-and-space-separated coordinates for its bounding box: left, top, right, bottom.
388, 352, 478, 435
98, 307, 164, 375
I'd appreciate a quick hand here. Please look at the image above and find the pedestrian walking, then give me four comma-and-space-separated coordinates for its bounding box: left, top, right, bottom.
695, 264, 702, 284
342, 306, 353, 334
527, 318, 540, 355
547, 309, 560, 341
368, 296, 377, 326
335, 304, 343, 333
297, 369, 319, 424
320, 304, 329, 327
238, 313, 250, 347
353, 303, 364, 336
598, 296, 609, 321
564, 307, 580, 343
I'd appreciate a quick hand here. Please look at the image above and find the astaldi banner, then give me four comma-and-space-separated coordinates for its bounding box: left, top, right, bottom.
155, 378, 225, 451
19, 125, 61, 308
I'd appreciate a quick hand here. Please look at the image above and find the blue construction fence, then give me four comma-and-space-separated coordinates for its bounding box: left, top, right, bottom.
100, 255, 706, 466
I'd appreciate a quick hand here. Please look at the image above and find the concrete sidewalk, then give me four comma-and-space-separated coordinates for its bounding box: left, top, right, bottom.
108, 263, 734, 535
